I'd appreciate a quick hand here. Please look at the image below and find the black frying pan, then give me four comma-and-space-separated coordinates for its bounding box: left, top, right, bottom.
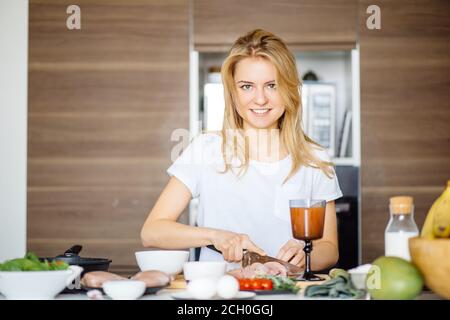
41, 245, 112, 277
40, 244, 112, 294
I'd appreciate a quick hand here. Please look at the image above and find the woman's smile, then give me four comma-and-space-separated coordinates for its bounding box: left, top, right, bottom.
250, 108, 272, 116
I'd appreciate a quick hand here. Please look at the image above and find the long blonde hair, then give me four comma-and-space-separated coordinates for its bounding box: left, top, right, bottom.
219, 29, 334, 183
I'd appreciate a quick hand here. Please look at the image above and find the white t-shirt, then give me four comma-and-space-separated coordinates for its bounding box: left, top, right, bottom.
167, 133, 343, 266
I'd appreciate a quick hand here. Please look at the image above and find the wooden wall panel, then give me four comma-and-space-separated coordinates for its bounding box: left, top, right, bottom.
28, 159, 170, 187
28, 0, 189, 273
28, 69, 187, 113
29, 0, 187, 63
28, 114, 185, 158
193, 0, 357, 49
27, 189, 158, 239
359, 0, 450, 262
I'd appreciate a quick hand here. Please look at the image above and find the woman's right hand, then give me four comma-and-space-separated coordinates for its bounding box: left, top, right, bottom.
211, 230, 266, 262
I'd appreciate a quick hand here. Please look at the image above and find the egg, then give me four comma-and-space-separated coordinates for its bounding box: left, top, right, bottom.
187, 277, 217, 299
216, 275, 239, 299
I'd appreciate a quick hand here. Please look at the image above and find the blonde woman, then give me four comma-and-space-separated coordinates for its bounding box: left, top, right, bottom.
141, 29, 342, 271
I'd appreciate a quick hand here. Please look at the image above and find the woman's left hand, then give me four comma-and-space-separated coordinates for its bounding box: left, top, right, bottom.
276, 239, 305, 267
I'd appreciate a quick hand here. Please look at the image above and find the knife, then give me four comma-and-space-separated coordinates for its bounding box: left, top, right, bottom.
206, 245, 303, 275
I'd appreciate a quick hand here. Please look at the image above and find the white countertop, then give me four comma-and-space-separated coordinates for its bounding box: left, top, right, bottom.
0, 288, 442, 300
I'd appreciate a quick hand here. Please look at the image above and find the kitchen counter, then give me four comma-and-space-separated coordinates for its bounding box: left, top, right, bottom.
0, 288, 443, 300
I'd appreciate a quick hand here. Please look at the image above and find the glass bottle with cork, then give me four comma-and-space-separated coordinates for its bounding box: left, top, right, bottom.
384, 196, 419, 261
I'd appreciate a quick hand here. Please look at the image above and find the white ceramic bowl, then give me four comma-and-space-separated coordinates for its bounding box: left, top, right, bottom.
0, 265, 83, 300
348, 272, 367, 290
103, 280, 146, 300
135, 250, 189, 275
348, 264, 372, 290
183, 261, 226, 281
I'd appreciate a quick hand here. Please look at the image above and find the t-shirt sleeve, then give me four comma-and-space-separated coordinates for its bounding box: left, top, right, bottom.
166, 135, 205, 199
312, 148, 343, 202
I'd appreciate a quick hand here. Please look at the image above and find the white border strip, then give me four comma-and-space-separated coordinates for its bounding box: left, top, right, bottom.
352, 45, 362, 264
0, 0, 28, 261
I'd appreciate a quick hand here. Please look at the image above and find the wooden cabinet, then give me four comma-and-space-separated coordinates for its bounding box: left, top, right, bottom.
28, 0, 189, 273
193, 0, 358, 51
359, 0, 450, 262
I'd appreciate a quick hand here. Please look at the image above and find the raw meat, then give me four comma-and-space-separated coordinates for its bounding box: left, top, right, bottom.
130, 270, 172, 287
81, 271, 126, 288
228, 261, 288, 279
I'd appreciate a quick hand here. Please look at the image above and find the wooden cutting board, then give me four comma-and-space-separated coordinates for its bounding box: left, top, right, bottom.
169, 274, 187, 289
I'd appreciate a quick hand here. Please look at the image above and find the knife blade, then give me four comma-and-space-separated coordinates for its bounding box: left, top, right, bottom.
205, 245, 303, 275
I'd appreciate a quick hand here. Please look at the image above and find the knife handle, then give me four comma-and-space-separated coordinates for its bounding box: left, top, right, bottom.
206, 245, 221, 253
206, 245, 252, 266
206, 245, 248, 254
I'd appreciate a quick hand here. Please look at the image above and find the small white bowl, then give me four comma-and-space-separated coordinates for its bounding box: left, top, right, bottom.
103, 280, 146, 300
0, 265, 83, 300
348, 272, 367, 290
348, 264, 372, 290
183, 261, 226, 281
135, 250, 189, 275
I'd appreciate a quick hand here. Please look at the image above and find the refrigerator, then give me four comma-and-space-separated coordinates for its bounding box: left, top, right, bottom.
301, 82, 336, 157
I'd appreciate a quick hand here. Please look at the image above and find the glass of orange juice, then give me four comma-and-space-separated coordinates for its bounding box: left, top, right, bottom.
289, 199, 326, 281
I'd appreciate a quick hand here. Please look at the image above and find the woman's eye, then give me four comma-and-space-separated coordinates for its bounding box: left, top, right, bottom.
268, 83, 276, 90
240, 84, 252, 91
